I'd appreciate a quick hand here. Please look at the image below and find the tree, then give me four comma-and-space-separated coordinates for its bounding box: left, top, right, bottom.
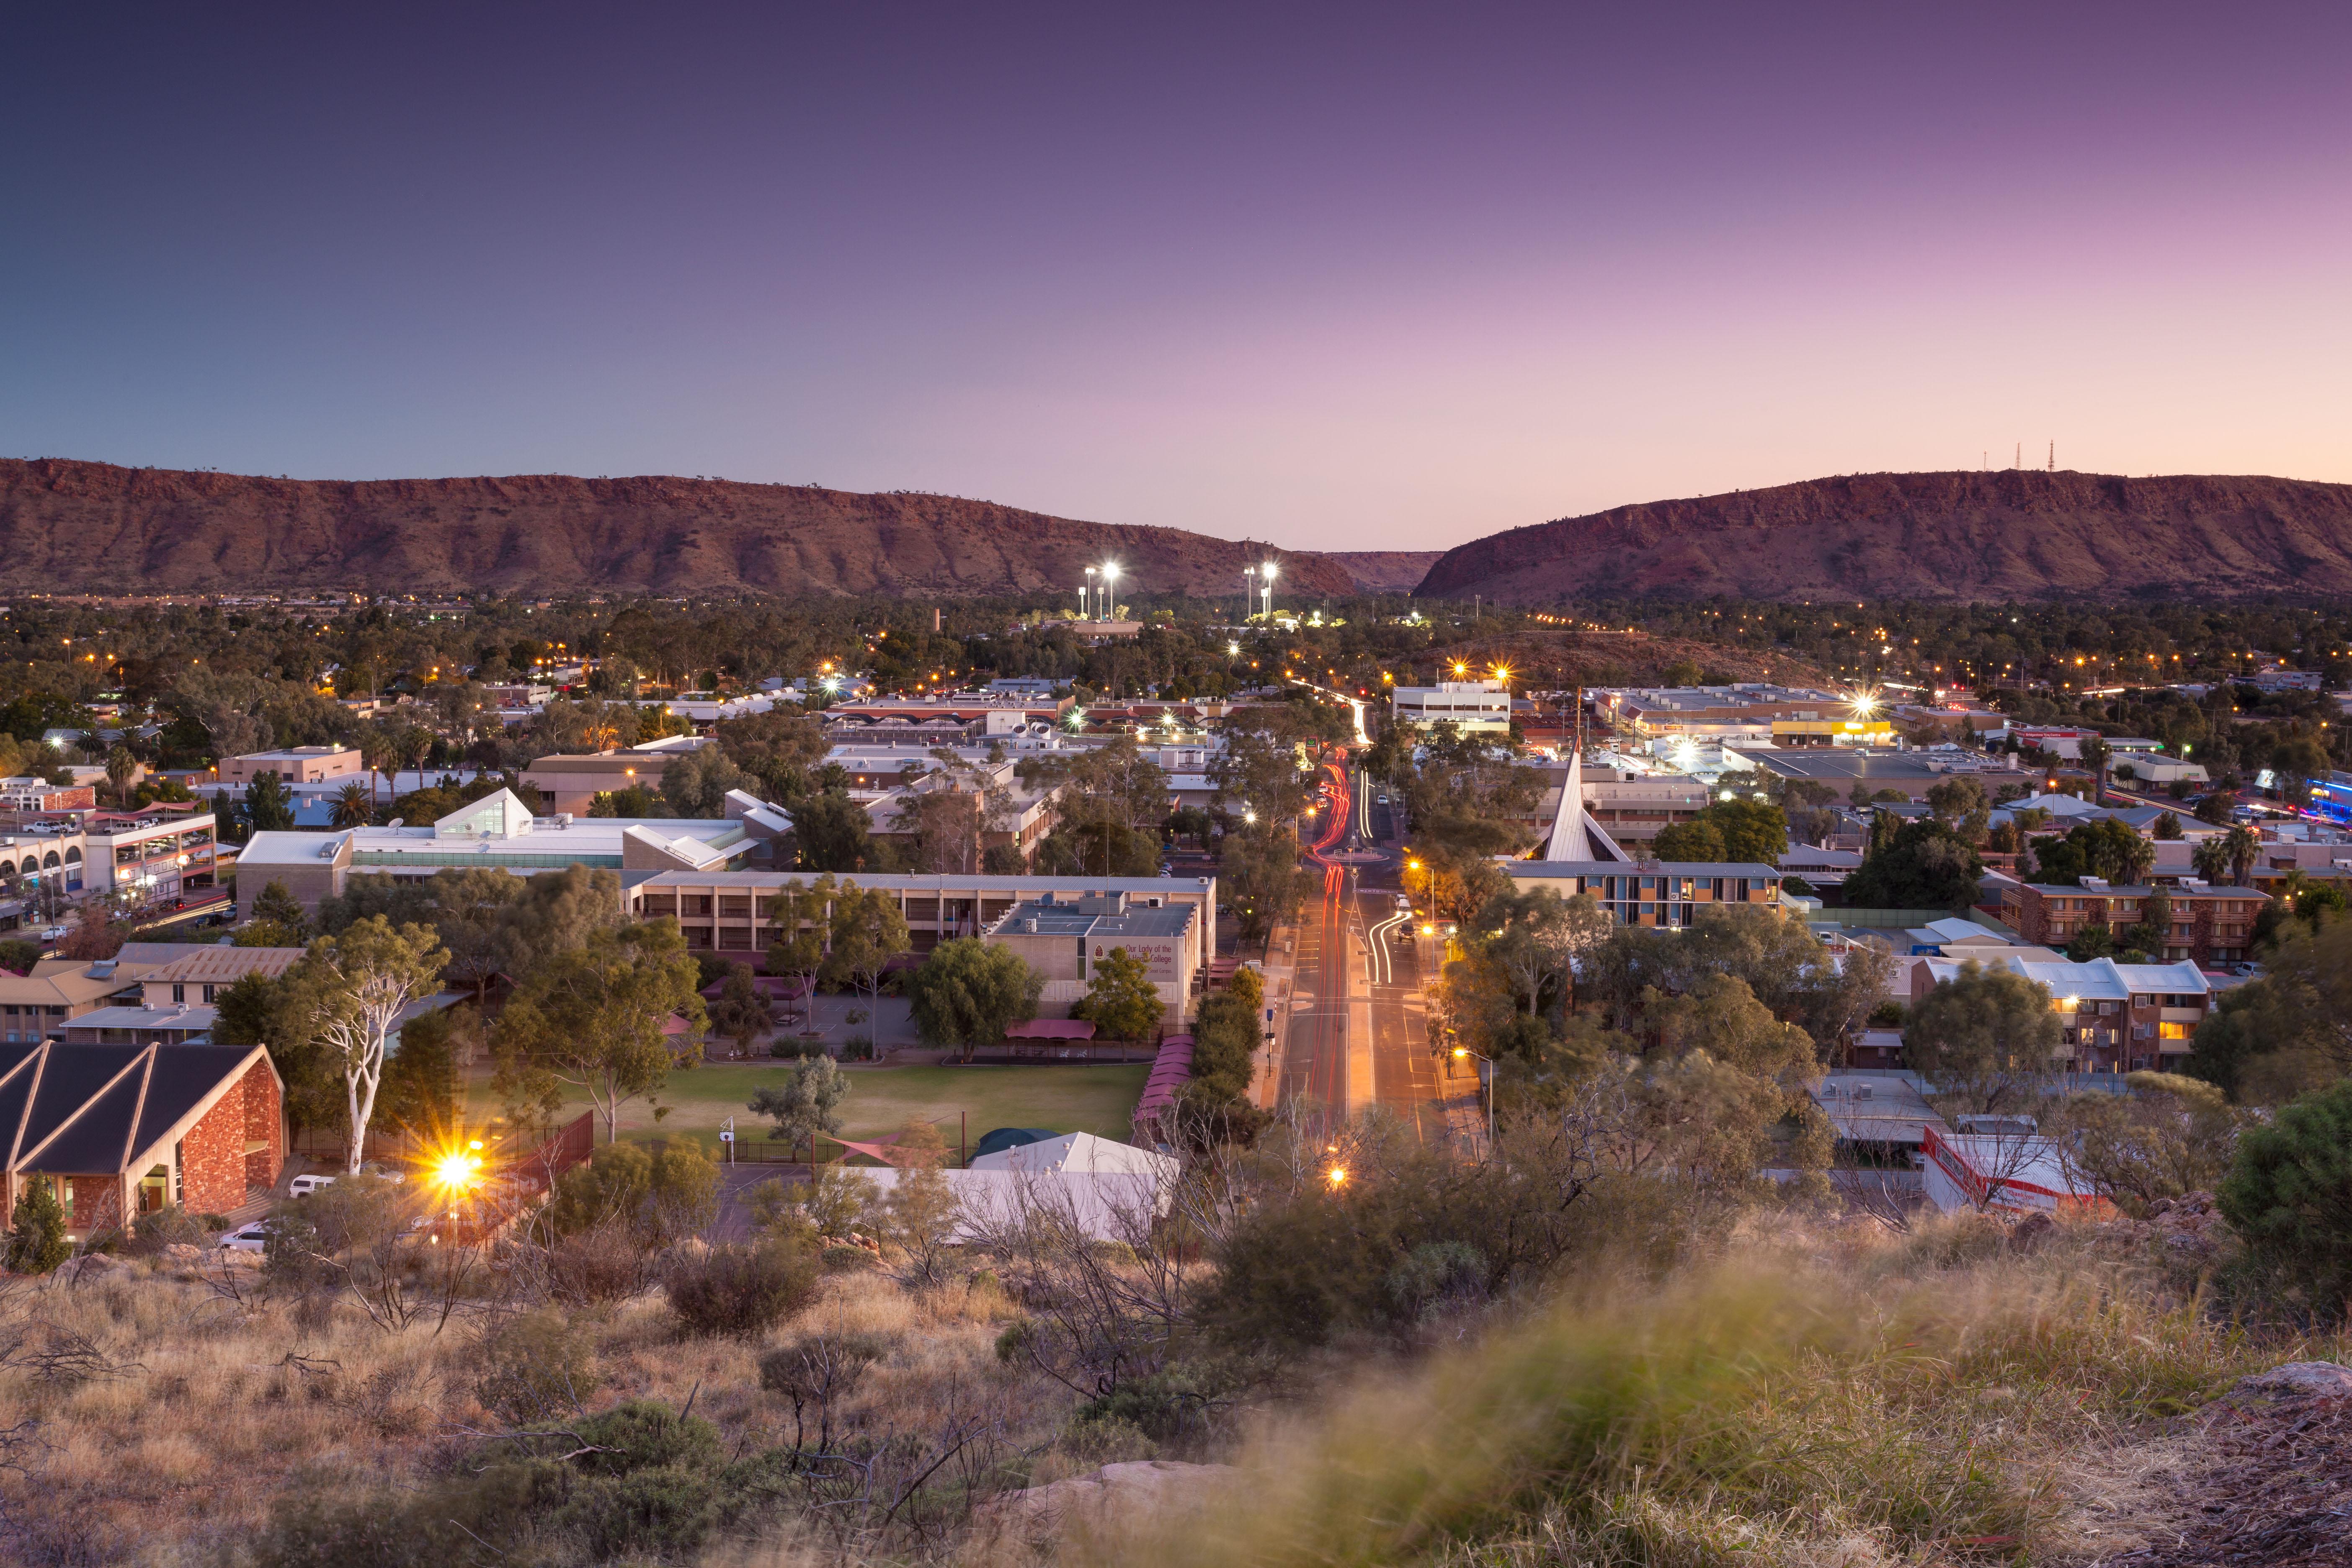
2194, 791, 2236, 826
707, 964, 775, 1059
2125, 886, 2174, 958
2058, 1073, 2243, 1215
58, 902, 129, 961
294, 917, 450, 1172
5, 1178, 70, 1274
2151, 811, 2183, 841
2223, 824, 2261, 887
377, 1006, 464, 1137
1649, 819, 1725, 862
1704, 798, 1790, 863
660, 743, 759, 819
1902, 958, 2063, 1111
1071, 946, 1163, 1042
328, 780, 374, 828
497, 864, 627, 974
1220, 823, 1310, 943
242, 770, 297, 834
1841, 818, 1982, 910
747, 1057, 851, 1155
2192, 836, 2232, 885
905, 938, 1042, 1061
823, 884, 909, 1027
1477, 886, 1611, 1016
793, 791, 872, 872
104, 744, 136, 806
762, 875, 836, 1027
2078, 735, 2110, 803
2218, 1077, 2352, 1318
242, 879, 311, 946
493, 921, 708, 1144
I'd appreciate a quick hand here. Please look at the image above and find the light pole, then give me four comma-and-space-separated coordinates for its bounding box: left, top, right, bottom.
1452, 1045, 1496, 1152
1083, 566, 1096, 622
1101, 562, 1120, 622
1259, 562, 1278, 619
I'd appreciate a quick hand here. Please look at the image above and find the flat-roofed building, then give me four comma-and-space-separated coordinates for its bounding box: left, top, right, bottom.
240, 787, 781, 916
1392, 680, 1512, 732
219, 746, 363, 786
1503, 861, 1783, 928
983, 892, 1198, 1029
1999, 877, 2264, 966
85, 806, 220, 903
626, 870, 1217, 969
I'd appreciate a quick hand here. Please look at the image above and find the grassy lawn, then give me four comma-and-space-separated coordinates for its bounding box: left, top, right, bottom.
466, 1061, 1150, 1160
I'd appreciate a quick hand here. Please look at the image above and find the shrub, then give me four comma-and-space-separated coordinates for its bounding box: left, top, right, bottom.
544, 1221, 654, 1305
664, 1240, 820, 1336
475, 1308, 603, 1426
2218, 1077, 2352, 1317
5, 1179, 71, 1274
124, 1204, 210, 1256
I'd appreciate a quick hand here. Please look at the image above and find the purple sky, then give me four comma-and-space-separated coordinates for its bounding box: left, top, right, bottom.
6, 3, 2350, 552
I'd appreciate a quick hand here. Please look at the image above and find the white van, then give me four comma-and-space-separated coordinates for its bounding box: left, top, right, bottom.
288, 1173, 336, 1198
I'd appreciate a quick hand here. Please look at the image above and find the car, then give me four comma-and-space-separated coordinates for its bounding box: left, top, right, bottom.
217, 1223, 272, 1253
1394, 894, 1412, 911
37, 926, 66, 943
287, 1173, 336, 1198
2233, 962, 2262, 977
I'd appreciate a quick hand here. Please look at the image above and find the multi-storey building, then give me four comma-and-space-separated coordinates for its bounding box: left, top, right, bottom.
85, 806, 219, 904
219, 746, 364, 786
1502, 861, 1783, 928
1908, 953, 2212, 1073
626, 870, 1217, 969
1391, 680, 1513, 733
1998, 877, 2264, 966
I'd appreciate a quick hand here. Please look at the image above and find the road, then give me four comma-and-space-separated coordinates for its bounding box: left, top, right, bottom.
1273, 758, 1453, 1142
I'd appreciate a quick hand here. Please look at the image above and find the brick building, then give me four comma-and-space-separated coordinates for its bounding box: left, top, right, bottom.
1908, 954, 2212, 1073
0, 1041, 283, 1238
1998, 877, 2265, 966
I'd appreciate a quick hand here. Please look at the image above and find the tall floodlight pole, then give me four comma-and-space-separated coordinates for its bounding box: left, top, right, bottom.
1260, 562, 1278, 619
1083, 565, 1096, 621
1102, 562, 1120, 622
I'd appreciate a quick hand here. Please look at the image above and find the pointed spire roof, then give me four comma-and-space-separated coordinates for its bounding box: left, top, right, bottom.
1541, 749, 1630, 864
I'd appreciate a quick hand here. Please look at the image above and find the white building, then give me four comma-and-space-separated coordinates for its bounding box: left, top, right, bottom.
1392, 680, 1512, 733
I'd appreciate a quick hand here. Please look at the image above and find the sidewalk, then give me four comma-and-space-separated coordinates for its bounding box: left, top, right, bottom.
1252, 920, 1299, 1110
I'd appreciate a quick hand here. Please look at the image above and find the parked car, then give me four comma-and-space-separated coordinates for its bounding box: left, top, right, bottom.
217, 1223, 272, 1254
287, 1173, 336, 1198
359, 1162, 407, 1184
37, 926, 66, 943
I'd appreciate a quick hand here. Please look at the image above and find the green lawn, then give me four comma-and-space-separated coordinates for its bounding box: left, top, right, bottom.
467, 1062, 1150, 1160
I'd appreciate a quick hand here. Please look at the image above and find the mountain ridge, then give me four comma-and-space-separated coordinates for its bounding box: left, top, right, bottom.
0, 459, 1359, 600
1415, 470, 2352, 603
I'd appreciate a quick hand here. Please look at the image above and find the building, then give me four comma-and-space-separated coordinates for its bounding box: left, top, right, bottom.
625, 870, 1218, 968
1738, 748, 2001, 802
61, 1005, 218, 1046
1998, 877, 2264, 965
1392, 680, 1513, 733
83, 806, 221, 903
0, 779, 96, 813
0, 825, 91, 925
1921, 1127, 2107, 1217
136, 946, 307, 1006
822, 694, 1073, 738
521, 749, 680, 816
1528, 771, 1713, 843
239, 788, 780, 916
983, 892, 1199, 1029
0, 1040, 283, 1238
1503, 861, 1784, 929
1592, 685, 1852, 741
219, 747, 364, 787
1907, 953, 2212, 1072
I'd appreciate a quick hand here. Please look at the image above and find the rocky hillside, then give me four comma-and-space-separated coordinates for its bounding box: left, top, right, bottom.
0, 460, 1358, 600
1323, 550, 1447, 593
1415, 471, 2352, 603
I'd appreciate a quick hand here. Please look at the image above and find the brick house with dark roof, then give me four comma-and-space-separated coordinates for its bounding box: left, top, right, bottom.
0, 1042, 282, 1239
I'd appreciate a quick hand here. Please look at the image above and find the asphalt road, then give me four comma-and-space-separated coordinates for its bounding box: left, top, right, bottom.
1274, 761, 1451, 1141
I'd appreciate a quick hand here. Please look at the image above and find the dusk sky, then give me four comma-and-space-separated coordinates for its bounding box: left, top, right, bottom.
6, 3, 2350, 552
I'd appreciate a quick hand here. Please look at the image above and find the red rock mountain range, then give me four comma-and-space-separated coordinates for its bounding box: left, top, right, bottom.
0, 460, 1358, 601
1413, 470, 2352, 603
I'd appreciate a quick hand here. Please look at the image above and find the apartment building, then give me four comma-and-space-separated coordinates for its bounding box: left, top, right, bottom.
219, 746, 363, 786
1998, 877, 2265, 965
0, 778, 96, 813
1503, 861, 1783, 928
627, 870, 1218, 967
1591, 685, 1849, 740
1908, 953, 2212, 1073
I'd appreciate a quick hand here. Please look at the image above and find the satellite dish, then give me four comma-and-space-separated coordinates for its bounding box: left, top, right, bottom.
384, 817, 404, 829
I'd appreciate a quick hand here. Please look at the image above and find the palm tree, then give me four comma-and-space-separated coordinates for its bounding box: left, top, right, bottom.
2115, 830, 2156, 888
2191, 837, 2231, 884
328, 780, 374, 828
2078, 735, 2110, 806
2223, 824, 2261, 887
103, 745, 136, 807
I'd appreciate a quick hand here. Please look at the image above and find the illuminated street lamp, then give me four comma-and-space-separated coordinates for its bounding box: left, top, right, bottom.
1100, 562, 1121, 621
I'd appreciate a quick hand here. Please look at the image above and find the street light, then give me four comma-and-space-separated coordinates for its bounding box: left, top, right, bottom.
1101, 562, 1121, 620
1452, 1046, 1496, 1149
1083, 565, 1096, 621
